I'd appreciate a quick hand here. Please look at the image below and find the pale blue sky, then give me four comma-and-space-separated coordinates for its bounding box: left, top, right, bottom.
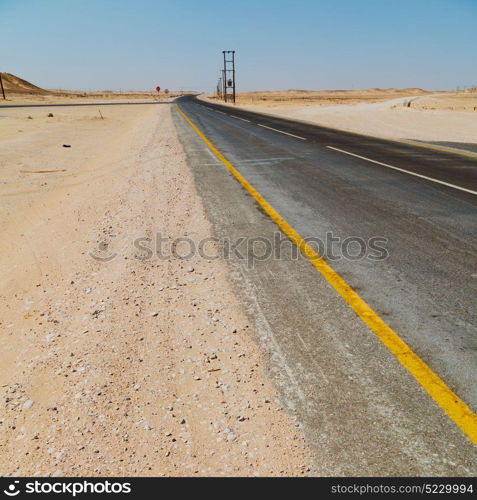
0, 0, 476, 92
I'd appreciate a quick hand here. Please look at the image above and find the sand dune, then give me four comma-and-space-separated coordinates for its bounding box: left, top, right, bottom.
0, 72, 48, 94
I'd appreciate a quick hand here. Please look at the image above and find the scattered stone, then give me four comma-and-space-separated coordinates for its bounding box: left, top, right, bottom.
23, 399, 34, 410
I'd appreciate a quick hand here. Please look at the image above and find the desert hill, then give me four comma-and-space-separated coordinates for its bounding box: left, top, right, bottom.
0, 72, 48, 95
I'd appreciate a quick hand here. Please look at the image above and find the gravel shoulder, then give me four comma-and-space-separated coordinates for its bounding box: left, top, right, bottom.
0, 102, 311, 476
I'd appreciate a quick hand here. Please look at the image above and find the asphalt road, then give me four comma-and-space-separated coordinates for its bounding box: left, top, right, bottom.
173, 95, 477, 475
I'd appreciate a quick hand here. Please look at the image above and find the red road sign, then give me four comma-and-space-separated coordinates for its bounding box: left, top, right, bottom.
156, 86, 161, 92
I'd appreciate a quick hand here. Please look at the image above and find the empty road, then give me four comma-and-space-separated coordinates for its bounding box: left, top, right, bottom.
173, 95, 477, 475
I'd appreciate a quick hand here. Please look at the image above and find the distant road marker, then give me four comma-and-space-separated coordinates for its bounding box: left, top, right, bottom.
177, 102, 477, 445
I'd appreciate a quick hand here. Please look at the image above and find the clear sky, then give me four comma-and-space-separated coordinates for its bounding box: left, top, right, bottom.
0, 0, 476, 92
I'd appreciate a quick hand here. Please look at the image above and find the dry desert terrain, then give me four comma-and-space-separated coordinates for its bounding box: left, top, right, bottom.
1, 75, 476, 477
0, 96, 311, 476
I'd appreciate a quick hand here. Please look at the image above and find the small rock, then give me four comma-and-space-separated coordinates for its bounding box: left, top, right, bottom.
23, 400, 34, 410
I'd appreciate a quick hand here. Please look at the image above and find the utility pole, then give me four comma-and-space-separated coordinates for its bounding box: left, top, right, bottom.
0, 72, 6, 100
222, 50, 236, 103
222, 69, 226, 101
217, 74, 223, 100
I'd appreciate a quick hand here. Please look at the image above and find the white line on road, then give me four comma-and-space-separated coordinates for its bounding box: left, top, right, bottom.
326, 146, 477, 196
257, 124, 307, 141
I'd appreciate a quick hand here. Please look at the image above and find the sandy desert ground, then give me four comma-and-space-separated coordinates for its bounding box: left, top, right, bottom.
205, 89, 477, 150
0, 101, 311, 476
223, 88, 430, 107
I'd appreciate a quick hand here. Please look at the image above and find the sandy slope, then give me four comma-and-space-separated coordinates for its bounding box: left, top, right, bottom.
0, 72, 47, 94
0, 103, 310, 476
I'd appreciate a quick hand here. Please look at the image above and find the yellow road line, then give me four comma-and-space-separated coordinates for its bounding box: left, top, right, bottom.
176, 103, 477, 445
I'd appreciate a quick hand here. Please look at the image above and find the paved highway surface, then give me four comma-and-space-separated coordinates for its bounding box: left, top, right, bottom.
173, 95, 477, 475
